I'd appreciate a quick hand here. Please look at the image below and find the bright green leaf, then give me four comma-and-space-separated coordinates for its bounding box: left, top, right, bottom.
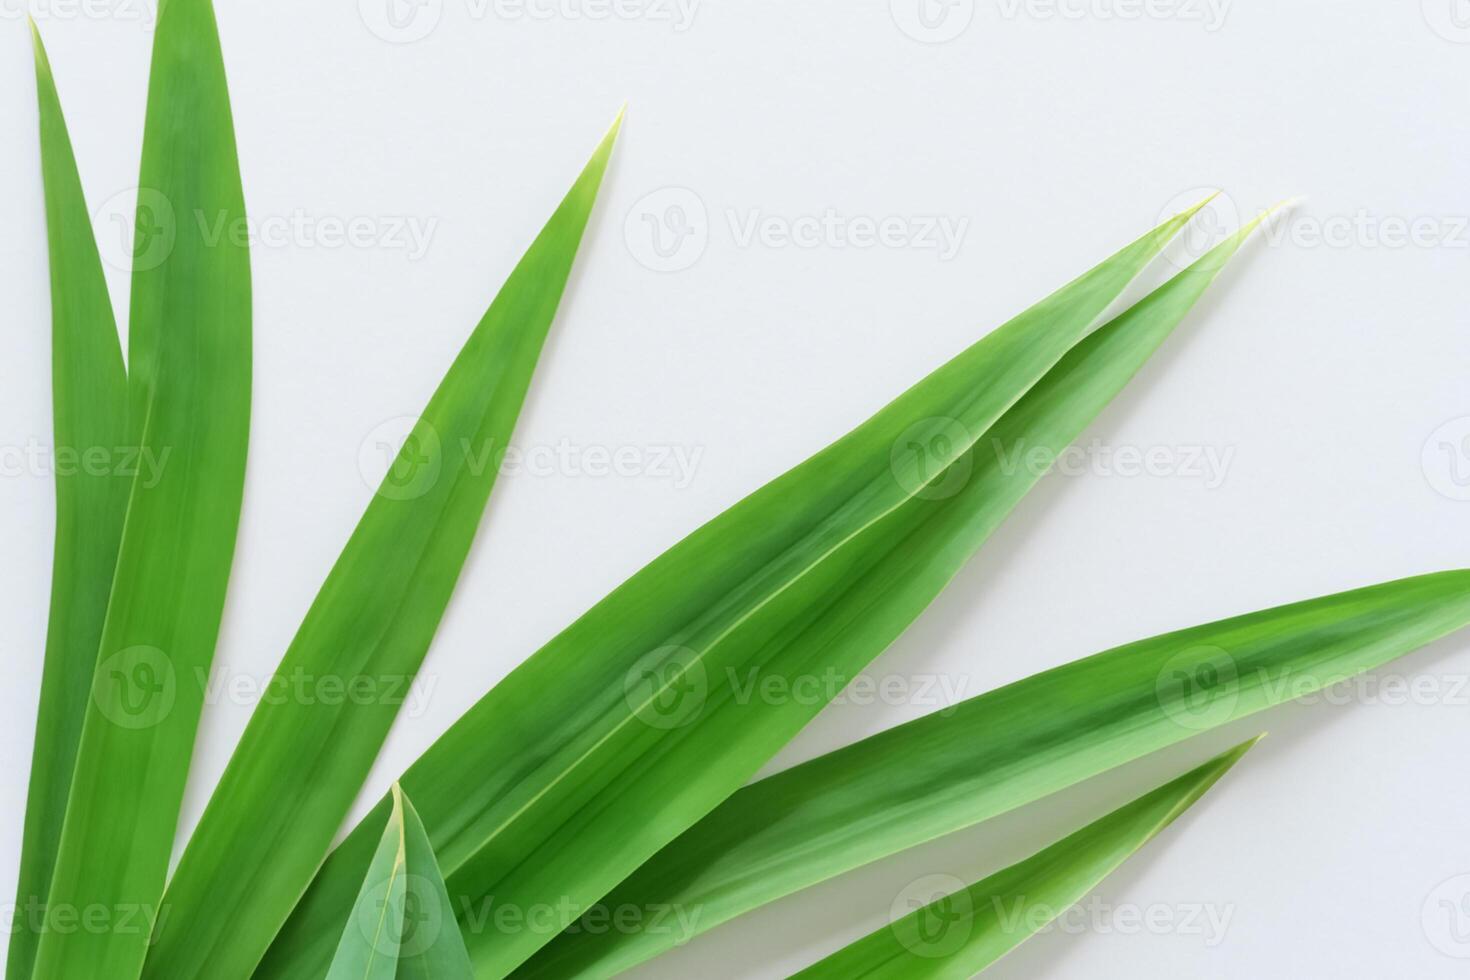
31, 0, 252, 975
8, 24, 131, 980
518, 569, 1470, 977
257, 199, 1236, 980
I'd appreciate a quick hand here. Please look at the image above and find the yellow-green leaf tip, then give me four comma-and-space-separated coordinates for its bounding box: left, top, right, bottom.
1171, 189, 1222, 225
1241, 197, 1300, 237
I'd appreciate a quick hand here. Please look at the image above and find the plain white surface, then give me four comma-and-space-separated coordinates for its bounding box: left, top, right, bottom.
2, 1, 1470, 976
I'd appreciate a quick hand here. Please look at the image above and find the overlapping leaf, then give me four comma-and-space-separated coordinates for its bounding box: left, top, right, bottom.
256, 200, 1250, 979
9, 25, 131, 980
793, 739, 1258, 979
145, 114, 623, 980
324, 786, 472, 980
31, 0, 253, 975
516, 567, 1470, 976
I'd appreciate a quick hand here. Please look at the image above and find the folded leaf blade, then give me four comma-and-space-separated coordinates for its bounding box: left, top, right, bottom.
8, 25, 131, 980
31, 0, 252, 976
793, 738, 1258, 979
257, 201, 1226, 980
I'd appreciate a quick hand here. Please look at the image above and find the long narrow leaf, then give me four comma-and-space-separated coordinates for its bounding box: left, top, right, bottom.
257, 200, 1226, 980
145, 114, 622, 980
31, 0, 252, 976
8, 24, 130, 980
519, 569, 1470, 977
324, 786, 473, 980
792, 738, 1258, 979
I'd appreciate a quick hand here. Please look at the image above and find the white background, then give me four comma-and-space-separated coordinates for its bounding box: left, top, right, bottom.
2, 1, 1469, 976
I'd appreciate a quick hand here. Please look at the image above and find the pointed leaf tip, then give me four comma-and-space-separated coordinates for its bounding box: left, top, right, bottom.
28, 17, 47, 66
1175, 189, 1222, 224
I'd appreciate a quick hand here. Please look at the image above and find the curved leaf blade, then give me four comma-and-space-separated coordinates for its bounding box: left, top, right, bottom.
493, 213, 1270, 978
792, 739, 1257, 979
520, 568, 1470, 977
